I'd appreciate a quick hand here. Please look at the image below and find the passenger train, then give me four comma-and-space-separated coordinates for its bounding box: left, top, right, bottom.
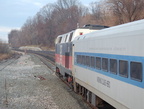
55, 20, 144, 109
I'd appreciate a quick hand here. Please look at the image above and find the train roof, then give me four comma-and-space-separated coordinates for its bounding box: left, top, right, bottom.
81, 24, 109, 30
74, 19, 144, 41
55, 24, 109, 44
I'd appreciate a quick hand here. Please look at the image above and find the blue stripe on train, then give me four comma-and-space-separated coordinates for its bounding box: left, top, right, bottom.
74, 52, 144, 88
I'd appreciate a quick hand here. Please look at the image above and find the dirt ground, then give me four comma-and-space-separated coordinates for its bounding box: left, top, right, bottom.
0, 54, 90, 109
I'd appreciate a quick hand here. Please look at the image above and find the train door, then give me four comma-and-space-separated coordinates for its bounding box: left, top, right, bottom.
65, 52, 69, 68
60, 44, 62, 65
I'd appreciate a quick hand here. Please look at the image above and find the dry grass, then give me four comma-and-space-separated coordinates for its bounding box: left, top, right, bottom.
0, 54, 11, 61
40, 46, 55, 51
0, 41, 11, 61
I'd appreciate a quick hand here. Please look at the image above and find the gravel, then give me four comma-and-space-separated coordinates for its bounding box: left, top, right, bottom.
0, 54, 90, 109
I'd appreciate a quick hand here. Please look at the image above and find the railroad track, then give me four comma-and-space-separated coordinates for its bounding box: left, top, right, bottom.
32, 53, 55, 73
29, 51, 72, 87
33, 53, 72, 88
12, 49, 55, 72
1, 49, 91, 109
12, 49, 55, 63
13, 49, 97, 109
0, 54, 21, 71
0, 54, 21, 107
20, 50, 73, 88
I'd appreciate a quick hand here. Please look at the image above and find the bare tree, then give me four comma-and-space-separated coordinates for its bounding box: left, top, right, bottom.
90, 2, 103, 20
107, 0, 144, 24
11, 0, 144, 48
8, 30, 21, 47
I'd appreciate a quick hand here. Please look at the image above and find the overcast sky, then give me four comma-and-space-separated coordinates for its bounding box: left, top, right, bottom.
0, 0, 97, 42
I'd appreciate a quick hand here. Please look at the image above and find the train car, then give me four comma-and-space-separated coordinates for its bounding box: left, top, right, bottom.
73, 19, 144, 109
55, 25, 109, 80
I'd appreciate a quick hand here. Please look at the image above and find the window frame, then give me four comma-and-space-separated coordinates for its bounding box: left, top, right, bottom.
86, 56, 90, 67
102, 58, 108, 72
96, 57, 101, 70
68, 32, 73, 42
81, 55, 86, 65
58, 37, 62, 43
90, 56, 95, 68
130, 61, 142, 82
119, 60, 128, 78
110, 59, 117, 74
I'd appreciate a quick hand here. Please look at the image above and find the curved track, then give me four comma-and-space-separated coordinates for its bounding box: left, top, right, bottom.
13, 49, 96, 109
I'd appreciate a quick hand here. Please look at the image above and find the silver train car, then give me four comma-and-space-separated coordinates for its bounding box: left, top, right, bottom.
73, 19, 144, 109
55, 20, 144, 109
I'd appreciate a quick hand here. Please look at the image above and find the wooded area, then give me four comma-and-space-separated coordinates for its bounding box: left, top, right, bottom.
8, 0, 144, 48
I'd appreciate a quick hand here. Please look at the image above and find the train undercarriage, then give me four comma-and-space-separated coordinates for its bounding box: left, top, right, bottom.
55, 66, 115, 109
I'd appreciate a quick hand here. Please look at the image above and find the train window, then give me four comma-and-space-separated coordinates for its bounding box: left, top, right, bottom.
77, 55, 81, 64
86, 56, 90, 67
91, 57, 95, 68
96, 57, 101, 69
119, 60, 128, 78
76, 55, 78, 63
79, 55, 82, 64
59, 37, 62, 43
130, 62, 142, 82
69, 32, 73, 42
102, 58, 108, 72
65, 35, 68, 42
110, 59, 117, 74
82, 55, 86, 65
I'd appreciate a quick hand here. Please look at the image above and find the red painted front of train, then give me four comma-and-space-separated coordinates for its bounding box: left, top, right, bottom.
55, 42, 73, 76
